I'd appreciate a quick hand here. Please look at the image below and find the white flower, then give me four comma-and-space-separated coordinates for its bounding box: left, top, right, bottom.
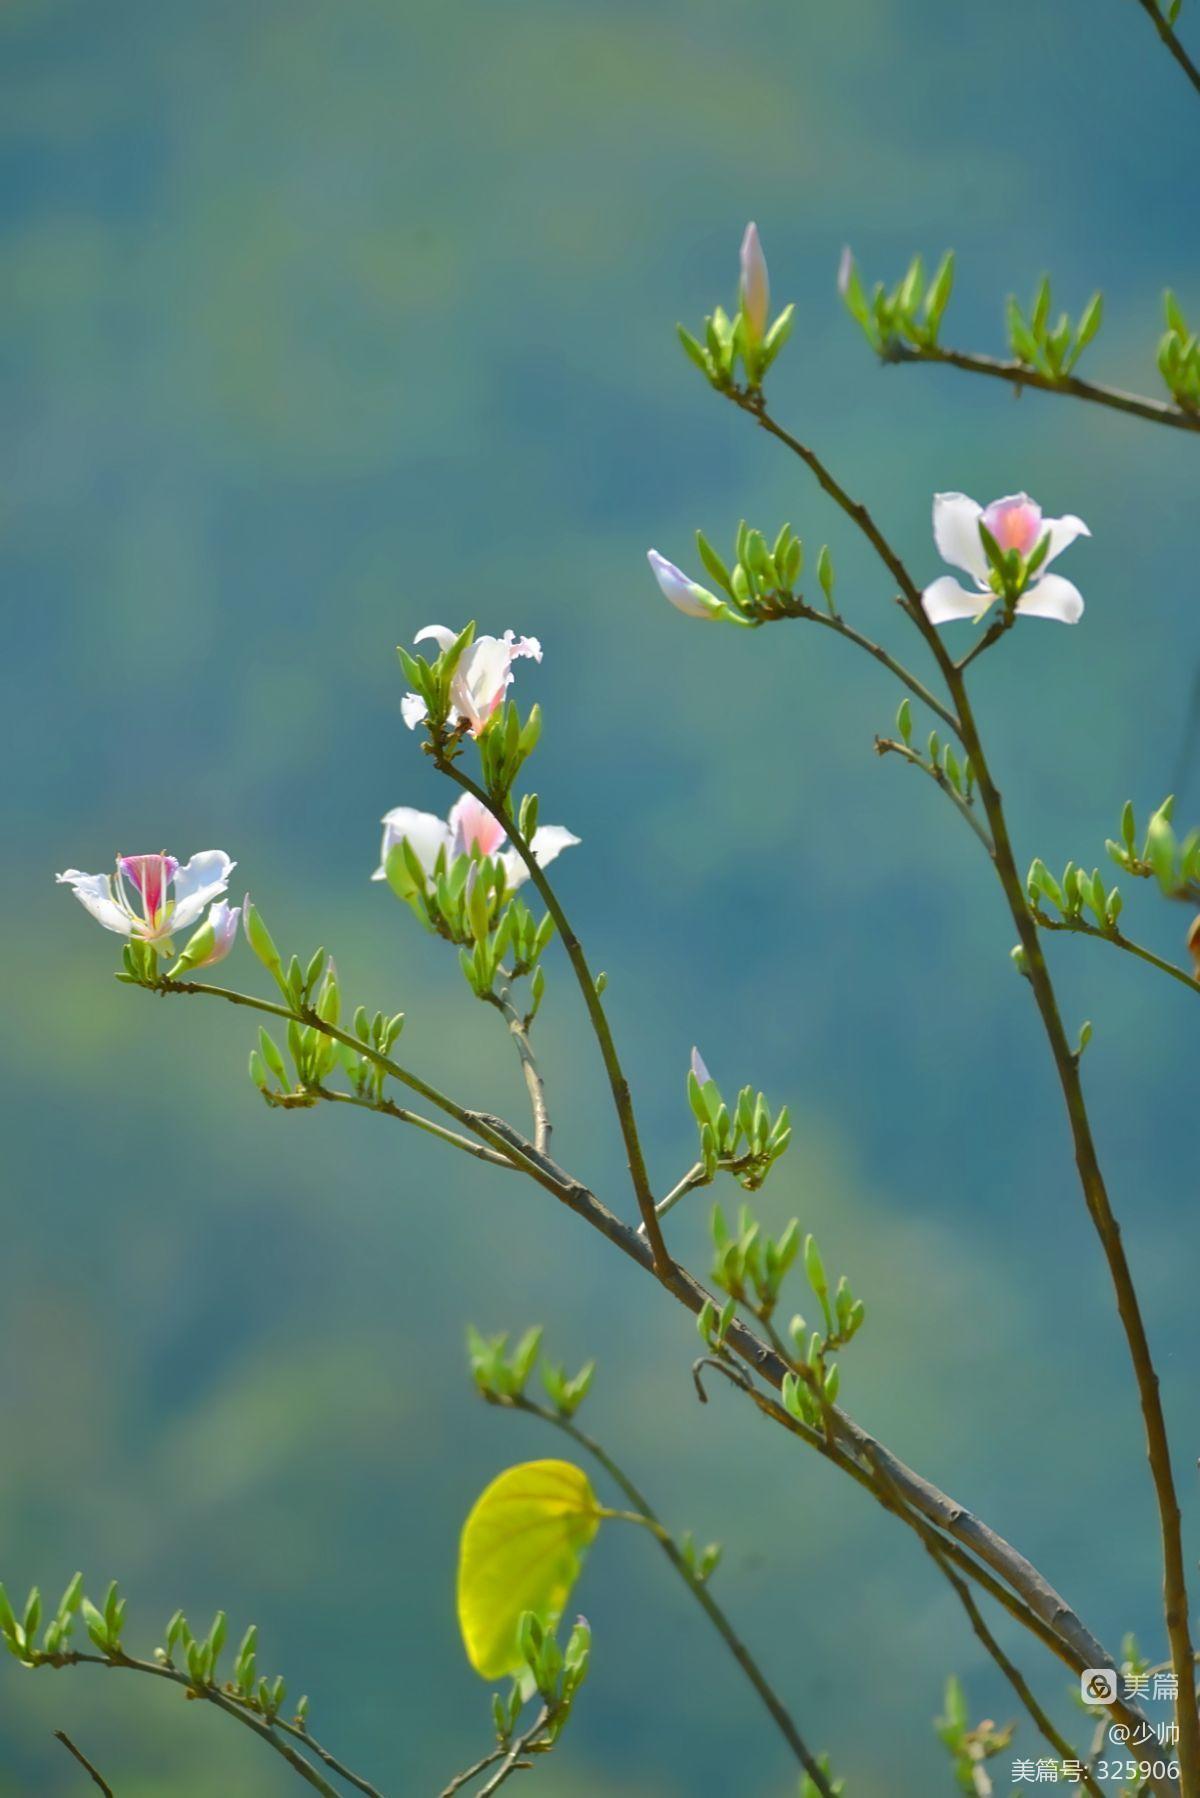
402, 625, 543, 736
922, 491, 1089, 626
739, 222, 769, 342
373, 793, 578, 896
56, 851, 236, 950
646, 550, 725, 620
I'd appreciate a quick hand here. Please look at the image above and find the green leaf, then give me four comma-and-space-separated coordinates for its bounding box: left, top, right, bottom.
457, 1460, 602, 1680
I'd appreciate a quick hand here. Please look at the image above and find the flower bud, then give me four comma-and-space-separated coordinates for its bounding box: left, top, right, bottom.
739, 222, 769, 343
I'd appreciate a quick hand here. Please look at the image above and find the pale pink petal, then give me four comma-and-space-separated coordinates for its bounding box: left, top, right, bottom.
505, 632, 542, 663
647, 550, 722, 619
170, 851, 236, 933
932, 493, 989, 585
922, 576, 993, 626
449, 793, 508, 859
1016, 574, 1084, 624
400, 692, 428, 730
690, 1046, 712, 1086
981, 493, 1042, 557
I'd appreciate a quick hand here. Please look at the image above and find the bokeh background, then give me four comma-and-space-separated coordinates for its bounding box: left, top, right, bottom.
3, 0, 1199, 1791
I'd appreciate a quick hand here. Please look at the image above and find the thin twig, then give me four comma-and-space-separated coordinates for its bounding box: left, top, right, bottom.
1032, 911, 1200, 996
40, 1651, 340, 1796
313, 1086, 521, 1167
1131, 0, 1200, 97
499, 1394, 836, 1798
484, 984, 551, 1152
893, 341, 1200, 434
874, 736, 995, 853
54, 1731, 114, 1797
778, 596, 962, 735
476, 1707, 553, 1795
432, 760, 672, 1272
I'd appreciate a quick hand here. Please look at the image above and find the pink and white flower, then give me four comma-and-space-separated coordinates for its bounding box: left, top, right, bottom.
169, 898, 242, 974
647, 550, 725, 620
922, 491, 1089, 626
56, 851, 236, 950
401, 625, 543, 736
739, 223, 769, 342
373, 793, 578, 895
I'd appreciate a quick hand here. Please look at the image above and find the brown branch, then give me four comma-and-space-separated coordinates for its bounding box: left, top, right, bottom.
1132, 0, 1200, 97
54, 1731, 114, 1797
895, 341, 1200, 434
483, 984, 551, 1153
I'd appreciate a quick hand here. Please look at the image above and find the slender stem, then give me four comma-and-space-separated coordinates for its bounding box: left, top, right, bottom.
728, 388, 1198, 1792
475, 1708, 553, 1796
1032, 910, 1200, 996
874, 736, 994, 853
894, 342, 1200, 434
54, 1731, 114, 1797
945, 666, 1199, 1789
484, 984, 551, 1152
917, 1530, 1103, 1795
640, 1160, 708, 1232
501, 1394, 835, 1797
784, 597, 962, 735
433, 759, 672, 1271
275, 1718, 386, 1798
1132, 0, 1200, 97
313, 1086, 521, 1168
41, 1651, 340, 1796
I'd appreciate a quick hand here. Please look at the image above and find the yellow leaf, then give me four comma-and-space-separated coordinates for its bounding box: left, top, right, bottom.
457, 1459, 601, 1679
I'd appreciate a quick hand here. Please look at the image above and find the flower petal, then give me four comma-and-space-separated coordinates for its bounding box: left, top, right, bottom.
739, 221, 769, 340
449, 793, 508, 859
981, 493, 1042, 558
401, 692, 429, 730
374, 807, 452, 880
1016, 574, 1084, 624
56, 868, 131, 935
529, 824, 580, 870
504, 632, 542, 664
1042, 513, 1091, 567
171, 850, 236, 932
690, 1046, 712, 1087
921, 576, 993, 626
932, 492, 989, 584
414, 624, 458, 656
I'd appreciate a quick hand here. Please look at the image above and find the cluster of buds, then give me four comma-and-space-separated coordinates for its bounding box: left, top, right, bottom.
1005, 276, 1104, 380
779, 1232, 866, 1426
467, 1325, 597, 1421
935, 1675, 1014, 1793
1158, 291, 1200, 411
508, 1610, 591, 1744
1026, 856, 1124, 934
709, 1202, 800, 1326
887, 699, 977, 800
685, 1048, 792, 1191
648, 522, 828, 627
1106, 795, 1200, 900
250, 952, 346, 1100
0, 1571, 86, 1665
837, 248, 955, 357
677, 222, 794, 391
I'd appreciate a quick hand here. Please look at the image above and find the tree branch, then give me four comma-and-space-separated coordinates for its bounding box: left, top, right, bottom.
892, 341, 1200, 434
1031, 910, 1200, 996
54, 1731, 114, 1797
483, 983, 551, 1153
874, 735, 995, 854
1132, 0, 1200, 97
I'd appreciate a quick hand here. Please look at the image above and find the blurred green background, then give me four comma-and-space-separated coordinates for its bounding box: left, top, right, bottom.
3, 0, 1199, 1791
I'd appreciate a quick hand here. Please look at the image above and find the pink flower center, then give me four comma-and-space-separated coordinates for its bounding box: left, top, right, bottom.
982, 496, 1043, 559
118, 852, 178, 923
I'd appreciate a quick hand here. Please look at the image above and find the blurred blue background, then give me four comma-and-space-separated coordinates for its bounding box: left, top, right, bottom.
3, 0, 1199, 1791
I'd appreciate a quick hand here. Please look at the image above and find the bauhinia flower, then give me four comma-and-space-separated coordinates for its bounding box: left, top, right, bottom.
401, 625, 542, 736
922, 491, 1089, 627
373, 793, 578, 897
739, 222, 769, 343
646, 550, 726, 620
56, 851, 236, 951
